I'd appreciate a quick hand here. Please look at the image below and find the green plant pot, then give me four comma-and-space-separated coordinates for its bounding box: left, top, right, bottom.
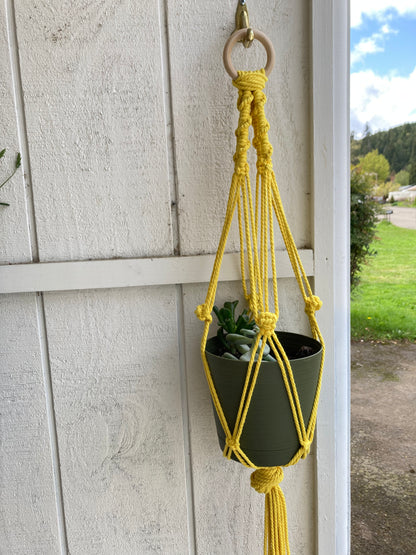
205, 331, 323, 467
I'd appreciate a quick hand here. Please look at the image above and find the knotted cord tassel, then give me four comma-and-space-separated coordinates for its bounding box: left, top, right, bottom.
251, 467, 290, 555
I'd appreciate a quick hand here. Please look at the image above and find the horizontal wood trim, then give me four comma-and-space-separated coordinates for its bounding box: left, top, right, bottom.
0, 249, 314, 294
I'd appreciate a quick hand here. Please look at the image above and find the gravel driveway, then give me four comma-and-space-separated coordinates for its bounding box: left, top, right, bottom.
351, 341, 416, 554
381, 206, 416, 229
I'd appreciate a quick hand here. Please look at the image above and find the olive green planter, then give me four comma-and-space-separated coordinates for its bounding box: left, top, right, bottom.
205, 331, 323, 467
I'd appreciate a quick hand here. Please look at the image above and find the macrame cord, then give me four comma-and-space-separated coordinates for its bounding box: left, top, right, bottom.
195, 69, 325, 555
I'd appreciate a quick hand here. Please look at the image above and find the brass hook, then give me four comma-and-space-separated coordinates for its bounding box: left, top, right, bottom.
235, 0, 254, 48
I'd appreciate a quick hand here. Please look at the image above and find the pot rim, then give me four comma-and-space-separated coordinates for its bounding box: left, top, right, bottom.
205, 330, 322, 363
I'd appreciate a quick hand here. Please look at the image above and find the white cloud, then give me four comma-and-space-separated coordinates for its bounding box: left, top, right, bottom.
351, 37, 383, 66
350, 67, 416, 136
351, 0, 416, 28
351, 24, 397, 66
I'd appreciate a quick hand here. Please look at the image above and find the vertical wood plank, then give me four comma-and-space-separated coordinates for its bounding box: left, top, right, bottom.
0, 294, 60, 553
42, 286, 190, 554
14, 1, 173, 262
168, 0, 312, 256
183, 280, 315, 554
0, 3, 32, 264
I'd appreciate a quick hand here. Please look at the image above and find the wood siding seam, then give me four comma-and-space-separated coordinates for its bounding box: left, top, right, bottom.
159, 0, 181, 256
5, 0, 39, 263
35, 292, 69, 554
160, 1, 196, 550
5, 3, 69, 552
176, 285, 197, 554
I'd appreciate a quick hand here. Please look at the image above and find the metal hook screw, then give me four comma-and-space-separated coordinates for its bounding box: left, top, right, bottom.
235, 0, 254, 48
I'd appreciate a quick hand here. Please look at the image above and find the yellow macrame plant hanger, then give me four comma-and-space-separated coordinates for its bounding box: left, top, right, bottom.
195, 29, 325, 555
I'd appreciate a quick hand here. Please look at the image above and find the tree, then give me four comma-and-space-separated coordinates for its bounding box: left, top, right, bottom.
409, 161, 416, 185
359, 150, 390, 184
375, 180, 399, 198
350, 122, 416, 174
350, 167, 379, 290
395, 170, 410, 187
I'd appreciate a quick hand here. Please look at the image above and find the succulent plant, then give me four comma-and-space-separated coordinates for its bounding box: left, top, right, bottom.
213, 300, 276, 362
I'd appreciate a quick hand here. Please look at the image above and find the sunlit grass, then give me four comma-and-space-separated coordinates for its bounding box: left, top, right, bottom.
351, 220, 416, 341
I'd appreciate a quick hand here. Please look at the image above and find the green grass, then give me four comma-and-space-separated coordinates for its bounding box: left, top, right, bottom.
351, 220, 416, 341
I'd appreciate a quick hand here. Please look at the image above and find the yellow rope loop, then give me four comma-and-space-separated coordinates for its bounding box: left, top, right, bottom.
304, 295, 323, 316
233, 69, 268, 92
256, 311, 278, 337
250, 466, 284, 494
195, 304, 212, 324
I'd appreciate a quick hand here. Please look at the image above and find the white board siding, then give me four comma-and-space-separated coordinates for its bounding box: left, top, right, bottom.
169, 0, 311, 257
183, 280, 315, 554
41, 286, 189, 554
0, 3, 32, 264
14, 1, 173, 262
0, 293, 60, 553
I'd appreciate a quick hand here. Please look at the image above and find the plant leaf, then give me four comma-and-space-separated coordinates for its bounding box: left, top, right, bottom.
217, 328, 230, 351
224, 300, 238, 321
222, 352, 239, 360
15, 152, 21, 169
0, 149, 6, 159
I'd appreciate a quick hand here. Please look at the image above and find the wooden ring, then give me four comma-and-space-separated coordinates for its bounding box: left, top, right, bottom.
223, 28, 275, 80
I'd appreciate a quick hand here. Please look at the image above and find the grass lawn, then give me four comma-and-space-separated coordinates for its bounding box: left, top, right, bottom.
351, 220, 416, 341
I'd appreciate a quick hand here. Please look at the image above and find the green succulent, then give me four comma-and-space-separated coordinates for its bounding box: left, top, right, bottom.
213, 300, 276, 362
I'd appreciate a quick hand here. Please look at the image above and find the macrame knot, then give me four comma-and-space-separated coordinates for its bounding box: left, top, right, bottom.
256, 311, 278, 337
304, 295, 322, 316
195, 304, 212, 324
300, 438, 312, 458
256, 159, 274, 174
233, 69, 268, 92
251, 466, 284, 495
225, 437, 240, 451
234, 160, 249, 176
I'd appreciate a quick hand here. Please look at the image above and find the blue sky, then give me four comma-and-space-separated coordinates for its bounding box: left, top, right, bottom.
351, 1, 416, 136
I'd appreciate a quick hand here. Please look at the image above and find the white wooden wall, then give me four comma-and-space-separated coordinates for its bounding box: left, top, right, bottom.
0, 1, 350, 554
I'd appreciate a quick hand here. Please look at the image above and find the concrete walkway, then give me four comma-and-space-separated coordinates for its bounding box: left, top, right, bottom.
381, 206, 416, 230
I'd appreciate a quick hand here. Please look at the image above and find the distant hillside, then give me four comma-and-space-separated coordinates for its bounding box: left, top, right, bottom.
351, 122, 416, 174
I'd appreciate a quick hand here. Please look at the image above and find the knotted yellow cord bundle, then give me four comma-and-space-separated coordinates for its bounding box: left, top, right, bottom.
195, 69, 325, 555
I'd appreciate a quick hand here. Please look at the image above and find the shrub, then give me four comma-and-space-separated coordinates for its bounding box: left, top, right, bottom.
350, 167, 380, 290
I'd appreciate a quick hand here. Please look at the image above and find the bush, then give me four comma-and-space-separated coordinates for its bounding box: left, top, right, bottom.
350, 167, 380, 290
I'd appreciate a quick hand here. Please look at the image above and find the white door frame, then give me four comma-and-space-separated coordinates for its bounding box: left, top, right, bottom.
313, 1, 350, 554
